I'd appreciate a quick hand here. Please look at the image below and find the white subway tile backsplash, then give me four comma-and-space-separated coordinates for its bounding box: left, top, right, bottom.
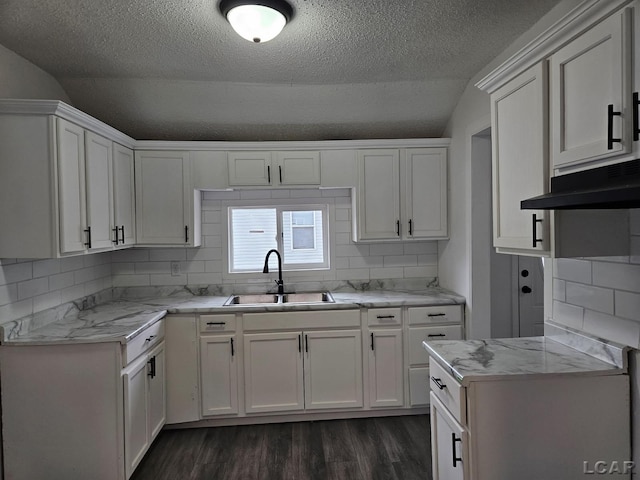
186, 248, 222, 262
335, 233, 351, 245
59, 284, 86, 304
631, 236, 640, 265
615, 291, 640, 322
187, 273, 223, 285
0, 284, 17, 306
135, 262, 171, 274
383, 255, 418, 267
370, 267, 404, 279
553, 300, 584, 330
270, 190, 291, 199
48, 271, 75, 291
111, 249, 150, 263
17, 277, 49, 300
593, 261, 640, 292
33, 259, 61, 278
335, 245, 369, 258
33, 291, 61, 313
336, 268, 369, 280
0, 262, 32, 286
553, 279, 566, 301
112, 274, 150, 287
204, 261, 222, 273
554, 258, 592, 283
404, 266, 438, 278
334, 222, 351, 234
630, 209, 640, 235
335, 209, 350, 222
369, 244, 404, 256
404, 242, 438, 255
349, 256, 383, 269
203, 210, 222, 224
149, 274, 188, 286
417, 254, 438, 266
290, 189, 322, 198
149, 249, 187, 262
565, 282, 614, 315
111, 263, 135, 275
583, 310, 640, 348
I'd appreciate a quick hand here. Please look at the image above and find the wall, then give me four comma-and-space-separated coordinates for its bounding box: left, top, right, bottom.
0, 44, 70, 102
111, 189, 439, 292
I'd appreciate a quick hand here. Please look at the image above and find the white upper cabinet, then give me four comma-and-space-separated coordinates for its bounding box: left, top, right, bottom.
57, 118, 88, 254
227, 150, 320, 186
355, 148, 448, 242
112, 144, 136, 247
135, 151, 201, 247
356, 149, 401, 241
403, 148, 448, 239
550, 7, 632, 169
84, 131, 114, 251
491, 63, 550, 254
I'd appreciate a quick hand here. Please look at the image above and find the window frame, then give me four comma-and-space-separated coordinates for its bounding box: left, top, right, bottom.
227, 203, 330, 274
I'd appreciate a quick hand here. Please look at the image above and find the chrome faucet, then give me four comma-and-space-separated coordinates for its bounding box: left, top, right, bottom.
263, 249, 284, 295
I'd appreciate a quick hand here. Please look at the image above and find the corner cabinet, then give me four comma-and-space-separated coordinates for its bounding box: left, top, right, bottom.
354, 147, 448, 242
135, 150, 201, 247
490, 63, 550, 255
0, 319, 166, 480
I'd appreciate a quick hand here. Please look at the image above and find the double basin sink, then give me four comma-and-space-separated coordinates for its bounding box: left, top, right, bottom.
223, 292, 334, 306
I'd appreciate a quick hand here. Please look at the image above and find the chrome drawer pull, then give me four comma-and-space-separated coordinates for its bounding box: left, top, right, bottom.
431, 376, 447, 390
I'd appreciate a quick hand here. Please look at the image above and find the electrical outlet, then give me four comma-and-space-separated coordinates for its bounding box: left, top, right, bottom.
170, 261, 181, 276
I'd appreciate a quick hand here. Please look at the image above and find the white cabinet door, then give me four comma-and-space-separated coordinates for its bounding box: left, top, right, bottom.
135, 151, 198, 246
550, 8, 631, 167
431, 393, 467, 480
409, 367, 430, 406
147, 343, 166, 441
356, 149, 401, 241
56, 118, 87, 254
403, 148, 448, 239
123, 355, 150, 479
275, 151, 321, 185
113, 144, 136, 247
243, 332, 304, 413
491, 62, 550, 253
84, 131, 114, 250
304, 329, 363, 410
227, 151, 273, 186
368, 328, 403, 408
200, 335, 238, 416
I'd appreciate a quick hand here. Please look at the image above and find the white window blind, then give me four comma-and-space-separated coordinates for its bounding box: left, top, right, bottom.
229, 205, 328, 272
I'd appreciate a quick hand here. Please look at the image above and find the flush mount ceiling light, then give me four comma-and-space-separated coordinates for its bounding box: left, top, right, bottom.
219, 0, 293, 43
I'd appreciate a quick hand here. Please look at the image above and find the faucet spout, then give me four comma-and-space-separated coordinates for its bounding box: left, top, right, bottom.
263, 249, 284, 295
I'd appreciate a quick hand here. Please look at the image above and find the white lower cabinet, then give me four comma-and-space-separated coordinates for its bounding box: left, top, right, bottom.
200, 334, 239, 416
123, 341, 166, 478
368, 328, 404, 407
244, 329, 363, 413
428, 356, 630, 480
407, 305, 464, 406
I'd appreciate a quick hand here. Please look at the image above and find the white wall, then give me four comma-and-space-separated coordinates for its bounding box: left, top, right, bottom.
0, 44, 70, 102
112, 189, 439, 291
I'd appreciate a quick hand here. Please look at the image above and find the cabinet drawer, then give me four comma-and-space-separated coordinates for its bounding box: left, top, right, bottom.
408, 325, 462, 366
367, 308, 401, 326
123, 320, 165, 366
408, 305, 462, 325
429, 359, 466, 424
199, 314, 237, 333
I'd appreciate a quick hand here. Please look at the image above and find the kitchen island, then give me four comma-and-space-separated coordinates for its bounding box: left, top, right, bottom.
423, 325, 631, 480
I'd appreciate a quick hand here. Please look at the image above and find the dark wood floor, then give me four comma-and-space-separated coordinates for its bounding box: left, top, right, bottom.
131, 415, 432, 480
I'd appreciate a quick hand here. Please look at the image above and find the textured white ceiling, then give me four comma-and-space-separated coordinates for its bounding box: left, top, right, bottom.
0, 0, 562, 140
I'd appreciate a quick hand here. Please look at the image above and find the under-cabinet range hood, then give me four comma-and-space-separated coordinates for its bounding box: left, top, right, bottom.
521, 159, 640, 210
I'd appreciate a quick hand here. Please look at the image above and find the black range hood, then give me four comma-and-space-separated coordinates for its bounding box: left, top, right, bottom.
521, 159, 640, 210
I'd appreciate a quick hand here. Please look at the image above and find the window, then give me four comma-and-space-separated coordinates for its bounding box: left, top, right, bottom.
229, 205, 329, 273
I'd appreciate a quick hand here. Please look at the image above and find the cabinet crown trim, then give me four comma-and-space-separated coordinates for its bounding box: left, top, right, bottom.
476, 0, 632, 93
0, 99, 137, 148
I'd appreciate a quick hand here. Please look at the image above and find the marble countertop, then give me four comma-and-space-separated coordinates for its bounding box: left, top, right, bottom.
423, 335, 627, 386
1, 288, 464, 346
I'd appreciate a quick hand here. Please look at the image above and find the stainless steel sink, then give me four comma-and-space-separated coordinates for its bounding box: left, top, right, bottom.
282, 292, 334, 304
223, 292, 334, 306
223, 294, 280, 306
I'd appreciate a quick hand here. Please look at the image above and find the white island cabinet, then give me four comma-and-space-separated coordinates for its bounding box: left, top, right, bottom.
425, 337, 630, 480
0, 319, 166, 480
